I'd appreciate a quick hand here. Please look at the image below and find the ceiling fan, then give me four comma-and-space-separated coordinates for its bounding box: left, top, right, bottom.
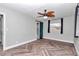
37, 9, 55, 33
37, 9, 55, 18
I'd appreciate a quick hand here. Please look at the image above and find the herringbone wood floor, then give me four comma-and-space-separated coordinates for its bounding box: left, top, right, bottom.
0, 39, 77, 56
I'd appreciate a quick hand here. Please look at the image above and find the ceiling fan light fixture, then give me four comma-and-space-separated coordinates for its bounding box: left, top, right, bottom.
43, 16, 48, 19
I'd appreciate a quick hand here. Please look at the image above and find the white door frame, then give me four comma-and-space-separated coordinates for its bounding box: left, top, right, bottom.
0, 12, 6, 51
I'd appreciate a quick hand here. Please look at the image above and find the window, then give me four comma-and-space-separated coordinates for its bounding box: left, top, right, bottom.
49, 18, 63, 34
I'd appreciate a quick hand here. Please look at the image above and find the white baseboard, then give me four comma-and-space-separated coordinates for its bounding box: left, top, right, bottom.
4, 39, 36, 51
43, 37, 74, 44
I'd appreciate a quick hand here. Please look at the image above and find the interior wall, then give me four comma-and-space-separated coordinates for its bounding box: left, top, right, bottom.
43, 15, 74, 43
74, 16, 79, 55
0, 5, 37, 50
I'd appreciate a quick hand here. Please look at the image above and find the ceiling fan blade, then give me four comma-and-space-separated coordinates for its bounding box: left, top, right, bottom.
51, 15, 55, 17
47, 11, 55, 16
47, 15, 55, 17
38, 12, 45, 15
47, 12, 55, 17
47, 11, 55, 13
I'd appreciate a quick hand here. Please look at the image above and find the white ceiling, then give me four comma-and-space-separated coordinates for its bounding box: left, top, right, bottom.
0, 3, 77, 19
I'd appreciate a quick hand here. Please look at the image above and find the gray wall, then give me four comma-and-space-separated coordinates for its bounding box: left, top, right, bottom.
43, 16, 74, 43
74, 16, 79, 55
0, 5, 36, 49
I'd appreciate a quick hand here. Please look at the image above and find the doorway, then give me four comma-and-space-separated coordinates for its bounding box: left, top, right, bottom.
0, 14, 3, 50
37, 21, 43, 39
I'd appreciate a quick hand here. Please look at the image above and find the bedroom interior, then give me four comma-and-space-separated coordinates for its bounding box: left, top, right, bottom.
0, 3, 78, 56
